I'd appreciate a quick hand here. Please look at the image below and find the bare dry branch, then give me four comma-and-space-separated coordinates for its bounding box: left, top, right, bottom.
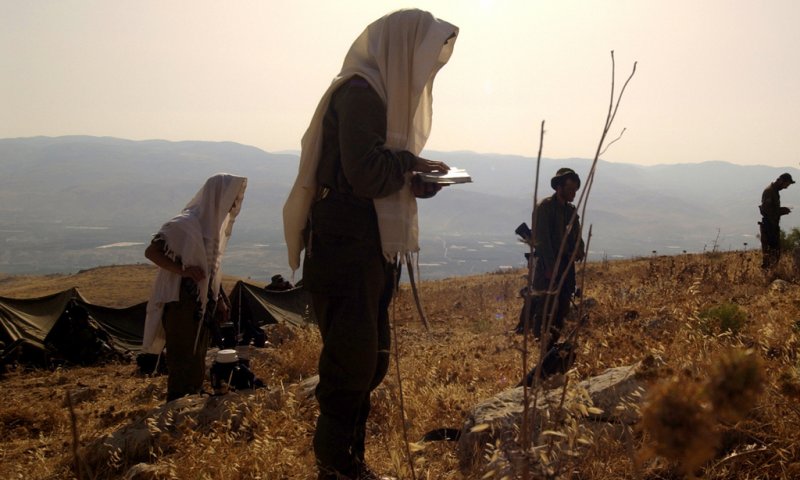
521, 119, 546, 480
66, 390, 93, 480
599, 128, 627, 156
405, 254, 430, 331
519, 50, 636, 476
391, 269, 417, 480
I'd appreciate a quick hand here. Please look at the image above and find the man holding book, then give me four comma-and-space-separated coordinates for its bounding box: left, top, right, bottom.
283, 9, 458, 479
759, 172, 794, 269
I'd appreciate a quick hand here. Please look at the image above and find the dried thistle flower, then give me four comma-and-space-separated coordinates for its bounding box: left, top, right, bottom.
641, 378, 718, 474
706, 349, 764, 422
778, 370, 800, 401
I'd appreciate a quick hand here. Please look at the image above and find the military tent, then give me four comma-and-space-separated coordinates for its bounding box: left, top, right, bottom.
229, 280, 315, 330
77, 300, 147, 353
0, 288, 143, 366
1, 280, 315, 366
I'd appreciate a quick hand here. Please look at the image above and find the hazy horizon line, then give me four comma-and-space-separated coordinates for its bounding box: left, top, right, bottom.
2, 134, 798, 170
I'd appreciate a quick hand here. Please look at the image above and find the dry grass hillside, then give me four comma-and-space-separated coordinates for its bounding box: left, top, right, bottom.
0, 264, 242, 307
2, 251, 800, 479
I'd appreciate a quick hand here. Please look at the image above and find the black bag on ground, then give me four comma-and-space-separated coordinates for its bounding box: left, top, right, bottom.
229, 360, 265, 390
136, 352, 167, 375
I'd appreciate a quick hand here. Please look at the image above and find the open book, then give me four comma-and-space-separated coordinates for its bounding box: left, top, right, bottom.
417, 167, 472, 185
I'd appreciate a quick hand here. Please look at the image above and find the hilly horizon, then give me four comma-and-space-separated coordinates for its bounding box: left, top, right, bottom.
2, 135, 799, 281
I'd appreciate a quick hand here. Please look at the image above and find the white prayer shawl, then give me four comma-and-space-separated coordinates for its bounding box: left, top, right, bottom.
283, 9, 458, 270
142, 173, 247, 354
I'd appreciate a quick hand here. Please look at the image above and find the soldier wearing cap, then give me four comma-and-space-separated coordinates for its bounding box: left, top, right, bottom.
529, 167, 585, 349
759, 172, 795, 268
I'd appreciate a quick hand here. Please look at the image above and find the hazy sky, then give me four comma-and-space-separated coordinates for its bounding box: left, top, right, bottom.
2, 0, 799, 167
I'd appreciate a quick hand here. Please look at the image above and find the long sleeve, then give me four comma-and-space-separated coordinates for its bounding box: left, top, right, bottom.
330, 79, 417, 199
534, 199, 557, 273
761, 185, 781, 225
534, 196, 584, 272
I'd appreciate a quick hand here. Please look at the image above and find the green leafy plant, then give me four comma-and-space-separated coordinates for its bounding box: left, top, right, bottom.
780, 227, 800, 252
698, 303, 747, 335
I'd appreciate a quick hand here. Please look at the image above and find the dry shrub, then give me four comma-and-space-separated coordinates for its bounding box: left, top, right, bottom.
256, 326, 321, 384
698, 303, 747, 335
642, 378, 719, 474
778, 369, 800, 401
263, 322, 297, 346
641, 346, 769, 477
706, 349, 764, 422
640, 377, 719, 475
0, 403, 60, 440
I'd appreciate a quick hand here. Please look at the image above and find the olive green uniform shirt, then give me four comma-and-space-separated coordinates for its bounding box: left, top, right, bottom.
533, 194, 585, 274
317, 76, 417, 201
760, 182, 788, 227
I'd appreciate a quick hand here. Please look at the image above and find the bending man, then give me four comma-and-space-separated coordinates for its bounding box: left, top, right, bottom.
143, 173, 247, 401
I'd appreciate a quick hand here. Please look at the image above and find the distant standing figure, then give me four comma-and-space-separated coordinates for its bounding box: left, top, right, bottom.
531, 168, 585, 350
282, 8, 457, 480
142, 173, 247, 401
759, 172, 794, 269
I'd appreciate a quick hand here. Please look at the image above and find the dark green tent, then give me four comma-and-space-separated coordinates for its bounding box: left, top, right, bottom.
229, 281, 315, 329
1, 281, 314, 366
0, 288, 79, 351
77, 300, 147, 353
0, 288, 142, 365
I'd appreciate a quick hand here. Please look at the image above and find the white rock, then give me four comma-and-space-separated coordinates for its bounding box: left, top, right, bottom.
124, 463, 168, 480
770, 279, 791, 293
294, 374, 319, 403
457, 363, 644, 474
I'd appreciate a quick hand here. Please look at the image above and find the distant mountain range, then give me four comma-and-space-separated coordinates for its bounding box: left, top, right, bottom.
2, 136, 798, 281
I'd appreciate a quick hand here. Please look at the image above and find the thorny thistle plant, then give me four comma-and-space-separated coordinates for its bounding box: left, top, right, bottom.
706, 348, 764, 423
640, 377, 719, 475
641, 348, 765, 475
778, 368, 800, 402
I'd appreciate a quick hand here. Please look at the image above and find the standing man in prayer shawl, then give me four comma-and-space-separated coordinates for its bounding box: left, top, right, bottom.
142, 173, 247, 402
283, 9, 457, 480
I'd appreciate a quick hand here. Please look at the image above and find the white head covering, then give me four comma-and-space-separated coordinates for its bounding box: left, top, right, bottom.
282, 9, 458, 270
142, 173, 247, 354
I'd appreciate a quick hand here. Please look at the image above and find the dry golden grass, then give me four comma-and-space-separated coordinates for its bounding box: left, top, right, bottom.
1, 251, 800, 479
0, 264, 243, 307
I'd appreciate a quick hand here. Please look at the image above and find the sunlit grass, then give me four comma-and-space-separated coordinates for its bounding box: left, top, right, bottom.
1, 250, 799, 478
